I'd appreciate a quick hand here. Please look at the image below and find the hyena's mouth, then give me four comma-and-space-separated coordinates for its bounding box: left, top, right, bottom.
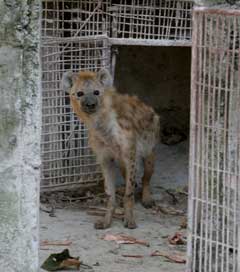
82, 104, 98, 114
81, 95, 99, 114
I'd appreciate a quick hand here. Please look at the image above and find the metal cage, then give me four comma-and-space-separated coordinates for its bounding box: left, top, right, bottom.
41, 0, 111, 39
109, 0, 194, 46
41, 36, 110, 191
40, 1, 240, 271
40, 0, 194, 192
188, 7, 240, 272
41, 0, 112, 191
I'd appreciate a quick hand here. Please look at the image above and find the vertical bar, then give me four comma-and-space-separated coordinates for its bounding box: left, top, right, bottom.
187, 8, 198, 272
209, 12, 219, 272
204, 14, 213, 272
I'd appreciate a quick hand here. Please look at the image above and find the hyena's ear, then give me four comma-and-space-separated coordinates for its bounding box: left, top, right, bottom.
97, 68, 113, 88
61, 71, 77, 93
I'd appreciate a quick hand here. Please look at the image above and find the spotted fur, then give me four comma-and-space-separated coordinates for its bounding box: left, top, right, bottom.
62, 69, 160, 229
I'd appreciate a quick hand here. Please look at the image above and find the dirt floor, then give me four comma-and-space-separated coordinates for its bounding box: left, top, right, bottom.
39, 141, 189, 272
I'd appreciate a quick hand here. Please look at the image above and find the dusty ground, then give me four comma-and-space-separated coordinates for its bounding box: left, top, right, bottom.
40, 141, 189, 272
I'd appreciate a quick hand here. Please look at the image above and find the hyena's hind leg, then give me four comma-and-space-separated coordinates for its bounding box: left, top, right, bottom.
142, 152, 155, 208
94, 157, 116, 229
122, 146, 138, 229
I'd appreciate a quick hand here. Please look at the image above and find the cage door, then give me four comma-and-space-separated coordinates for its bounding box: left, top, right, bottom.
188, 7, 240, 272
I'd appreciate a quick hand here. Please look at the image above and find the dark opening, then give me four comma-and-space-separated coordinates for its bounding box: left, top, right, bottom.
114, 45, 191, 189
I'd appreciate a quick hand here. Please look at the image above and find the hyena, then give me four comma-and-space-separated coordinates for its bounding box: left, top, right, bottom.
62, 69, 160, 229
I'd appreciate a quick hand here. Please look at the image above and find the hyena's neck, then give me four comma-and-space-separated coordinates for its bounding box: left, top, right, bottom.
89, 92, 117, 139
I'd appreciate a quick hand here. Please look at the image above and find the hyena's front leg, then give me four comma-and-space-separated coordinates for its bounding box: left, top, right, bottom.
123, 146, 137, 229
94, 157, 116, 229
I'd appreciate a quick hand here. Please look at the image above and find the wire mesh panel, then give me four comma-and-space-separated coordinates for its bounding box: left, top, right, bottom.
109, 0, 193, 46
40, 0, 195, 192
42, 0, 110, 40
41, 37, 110, 191
188, 7, 240, 272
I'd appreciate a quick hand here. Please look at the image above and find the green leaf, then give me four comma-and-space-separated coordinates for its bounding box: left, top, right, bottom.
41, 249, 80, 271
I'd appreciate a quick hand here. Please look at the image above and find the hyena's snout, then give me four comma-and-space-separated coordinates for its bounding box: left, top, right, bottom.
81, 94, 99, 114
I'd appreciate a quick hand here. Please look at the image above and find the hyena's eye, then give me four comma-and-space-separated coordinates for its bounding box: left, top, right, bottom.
76, 91, 84, 98
93, 90, 100, 96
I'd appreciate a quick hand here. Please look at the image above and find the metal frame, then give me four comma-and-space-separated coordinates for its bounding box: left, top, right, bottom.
41, 0, 112, 191
41, 36, 110, 191
188, 7, 240, 272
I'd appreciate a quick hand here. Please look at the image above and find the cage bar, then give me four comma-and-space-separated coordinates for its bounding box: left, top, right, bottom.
109, 0, 193, 46
42, 0, 111, 40
41, 36, 110, 191
188, 7, 240, 272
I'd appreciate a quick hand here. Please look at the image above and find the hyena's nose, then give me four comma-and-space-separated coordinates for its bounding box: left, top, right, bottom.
86, 102, 96, 109
82, 95, 98, 113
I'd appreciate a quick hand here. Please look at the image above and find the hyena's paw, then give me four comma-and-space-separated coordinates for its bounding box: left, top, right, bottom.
94, 219, 111, 229
142, 195, 155, 209
123, 217, 137, 229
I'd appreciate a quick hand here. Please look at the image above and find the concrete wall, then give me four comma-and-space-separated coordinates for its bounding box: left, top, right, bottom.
0, 1, 41, 271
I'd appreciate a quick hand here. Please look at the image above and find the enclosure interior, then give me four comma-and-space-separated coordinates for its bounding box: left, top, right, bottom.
113, 45, 191, 190
40, 45, 191, 272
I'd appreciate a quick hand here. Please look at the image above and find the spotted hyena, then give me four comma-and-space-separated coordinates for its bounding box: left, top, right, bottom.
62, 69, 160, 229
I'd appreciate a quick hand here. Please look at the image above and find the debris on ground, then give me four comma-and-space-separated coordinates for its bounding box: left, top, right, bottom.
168, 232, 187, 245
152, 205, 185, 216
150, 250, 186, 263
41, 249, 81, 271
164, 189, 179, 204
40, 240, 72, 247
180, 217, 187, 229
121, 251, 186, 263
102, 233, 150, 247
40, 204, 52, 214
40, 187, 106, 209
40, 204, 56, 217
86, 206, 124, 219
176, 186, 188, 196
122, 254, 145, 258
